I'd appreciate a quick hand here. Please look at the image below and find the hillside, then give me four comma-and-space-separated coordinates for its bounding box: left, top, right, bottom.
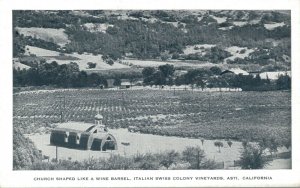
13, 10, 291, 73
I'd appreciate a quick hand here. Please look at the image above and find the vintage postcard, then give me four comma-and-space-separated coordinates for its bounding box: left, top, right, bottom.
0, 0, 300, 187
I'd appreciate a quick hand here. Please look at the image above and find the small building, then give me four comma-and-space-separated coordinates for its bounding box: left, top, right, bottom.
174, 70, 188, 77
50, 114, 117, 151
220, 68, 249, 76
120, 79, 131, 89
107, 79, 115, 88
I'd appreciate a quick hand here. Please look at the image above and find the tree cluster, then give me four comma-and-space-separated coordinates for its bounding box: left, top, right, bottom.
13, 127, 43, 170
180, 47, 231, 63
13, 10, 291, 62
13, 61, 107, 88
239, 144, 269, 169
13, 10, 107, 29
142, 64, 175, 85
141, 66, 290, 91
28, 146, 218, 170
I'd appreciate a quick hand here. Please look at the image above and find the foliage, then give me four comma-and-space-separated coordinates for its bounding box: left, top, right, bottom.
201, 139, 205, 146
158, 150, 180, 169
13, 61, 108, 88
180, 69, 212, 86
180, 47, 231, 63
87, 62, 96, 69
133, 153, 160, 170
276, 74, 291, 90
283, 139, 291, 150
113, 78, 121, 86
13, 10, 291, 62
158, 64, 175, 78
227, 140, 233, 148
182, 146, 205, 169
27, 147, 218, 170
214, 141, 224, 153
240, 144, 269, 169
13, 127, 42, 170
142, 67, 156, 78
13, 30, 26, 57
242, 140, 248, 149
106, 59, 114, 66
13, 10, 107, 29
209, 66, 222, 75
142, 64, 175, 85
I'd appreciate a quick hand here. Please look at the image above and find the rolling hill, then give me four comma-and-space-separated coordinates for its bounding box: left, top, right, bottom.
13, 10, 291, 73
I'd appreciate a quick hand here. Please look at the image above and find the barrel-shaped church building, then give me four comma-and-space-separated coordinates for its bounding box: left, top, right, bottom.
50, 114, 118, 151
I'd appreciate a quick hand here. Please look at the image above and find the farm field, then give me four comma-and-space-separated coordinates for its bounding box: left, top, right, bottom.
16, 88, 290, 170
14, 89, 291, 146
14, 89, 291, 141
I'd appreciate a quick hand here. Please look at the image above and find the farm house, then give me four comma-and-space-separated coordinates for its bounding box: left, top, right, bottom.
120, 79, 131, 89
50, 114, 118, 151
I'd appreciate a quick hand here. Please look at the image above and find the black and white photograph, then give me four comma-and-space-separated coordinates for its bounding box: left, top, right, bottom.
1, 0, 300, 187
12, 9, 291, 170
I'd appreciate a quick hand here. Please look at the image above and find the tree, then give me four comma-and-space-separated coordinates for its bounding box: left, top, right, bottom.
184, 69, 212, 85
172, 53, 180, 59
210, 66, 222, 75
242, 140, 248, 149
142, 67, 156, 78
283, 139, 291, 150
214, 141, 224, 153
113, 78, 121, 86
195, 77, 206, 91
87, 62, 96, 69
106, 26, 118, 35
227, 140, 233, 148
13, 128, 42, 170
133, 153, 159, 170
87, 73, 106, 87
182, 146, 205, 169
76, 71, 88, 87
153, 71, 166, 85
107, 59, 114, 66
254, 74, 262, 86
159, 150, 180, 169
102, 54, 109, 61
161, 54, 170, 61
201, 139, 205, 146
240, 49, 246, 54
240, 144, 269, 169
269, 138, 279, 157
207, 76, 228, 89
276, 74, 291, 90
158, 64, 175, 78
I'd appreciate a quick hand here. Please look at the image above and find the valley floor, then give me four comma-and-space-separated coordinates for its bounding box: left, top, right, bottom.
25, 128, 290, 169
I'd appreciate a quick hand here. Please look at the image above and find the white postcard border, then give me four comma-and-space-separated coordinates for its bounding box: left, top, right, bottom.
0, 0, 299, 187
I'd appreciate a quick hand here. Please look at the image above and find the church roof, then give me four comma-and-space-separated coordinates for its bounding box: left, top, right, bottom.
95, 114, 103, 120
54, 122, 94, 133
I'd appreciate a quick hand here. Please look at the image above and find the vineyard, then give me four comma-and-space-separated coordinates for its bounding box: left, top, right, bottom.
13, 89, 291, 145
